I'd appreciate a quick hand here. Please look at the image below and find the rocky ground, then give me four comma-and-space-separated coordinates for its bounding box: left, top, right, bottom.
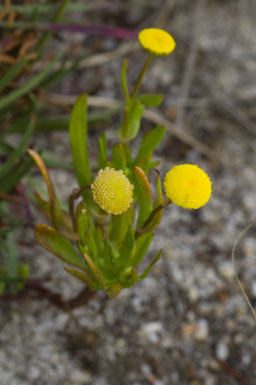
1, 1, 256, 384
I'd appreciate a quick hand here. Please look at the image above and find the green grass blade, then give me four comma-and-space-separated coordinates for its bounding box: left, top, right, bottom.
0, 153, 34, 193
0, 57, 27, 92
35, 0, 70, 58
0, 117, 34, 179
0, 52, 63, 111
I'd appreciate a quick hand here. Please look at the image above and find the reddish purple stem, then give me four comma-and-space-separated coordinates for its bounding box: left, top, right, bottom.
47, 23, 137, 39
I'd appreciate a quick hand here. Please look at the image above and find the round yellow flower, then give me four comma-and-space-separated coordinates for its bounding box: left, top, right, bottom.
138, 28, 176, 56
164, 164, 212, 209
91, 167, 134, 215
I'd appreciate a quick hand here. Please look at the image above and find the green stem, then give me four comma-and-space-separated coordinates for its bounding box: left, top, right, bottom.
121, 53, 153, 140
130, 53, 153, 99
68, 185, 91, 228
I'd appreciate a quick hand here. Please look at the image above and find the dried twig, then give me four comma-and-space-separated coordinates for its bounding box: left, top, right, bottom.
232, 224, 256, 322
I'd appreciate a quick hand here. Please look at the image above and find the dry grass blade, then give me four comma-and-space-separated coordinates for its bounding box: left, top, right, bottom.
232, 224, 256, 322
0, 0, 10, 21
34, 41, 138, 71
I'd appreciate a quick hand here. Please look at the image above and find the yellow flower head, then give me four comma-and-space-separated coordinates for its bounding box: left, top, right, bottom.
138, 28, 176, 56
91, 167, 134, 215
164, 164, 212, 209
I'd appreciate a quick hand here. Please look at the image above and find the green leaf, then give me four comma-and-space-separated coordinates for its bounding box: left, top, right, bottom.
0, 57, 27, 91
83, 252, 105, 289
123, 143, 132, 165
110, 206, 133, 245
139, 249, 162, 280
138, 94, 163, 107
64, 267, 97, 290
27, 149, 63, 229
134, 126, 166, 168
133, 166, 152, 228
98, 131, 107, 169
121, 98, 144, 141
85, 226, 98, 261
0, 117, 34, 179
35, 224, 86, 271
69, 94, 92, 187
117, 226, 135, 271
95, 226, 103, 255
102, 240, 114, 270
107, 284, 122, 298
75, 201, 88, 245
130, 233, 154, 266
121, 59, 129, 102
111, 142, 126, 171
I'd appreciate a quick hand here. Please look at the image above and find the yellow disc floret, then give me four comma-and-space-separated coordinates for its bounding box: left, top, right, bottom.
164, 164, 212, 209
91, 167, 134, 215
138, 28, 176, 56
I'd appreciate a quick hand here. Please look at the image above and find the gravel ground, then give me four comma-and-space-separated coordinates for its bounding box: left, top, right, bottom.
1, 1, 256, 384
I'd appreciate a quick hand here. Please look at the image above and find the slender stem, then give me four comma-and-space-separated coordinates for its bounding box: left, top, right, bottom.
68, 184, 90, 228
121, 54, 153, 140
131, 53, 153, 99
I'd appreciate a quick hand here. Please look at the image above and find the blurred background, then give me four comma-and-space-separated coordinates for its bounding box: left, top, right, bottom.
1, 0, 256, 384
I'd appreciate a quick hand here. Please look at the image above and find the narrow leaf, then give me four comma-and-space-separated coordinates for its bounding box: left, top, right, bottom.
98, 131, 107, 169
27, 149, 62, 227
138, 94, 163, 107
110, 206, 133, 245
0, 57, 27, 91
112, 142, 126, 171
133, 166, 152, 228
0, 117, 34, 179
69, 94, 92, 187
0, 52, 63, 111
64, 267, 97, 290
139, 250, 162, 280
117, 226, 135, 270
121, 98, 144, 141
130, 233, 154, 267
121, 59, 129, 102
75, 201, 88, 245
83, 252, 105, 289
107, 284, 122, 298
134, 126, 166, 167
35, 224, 86, 270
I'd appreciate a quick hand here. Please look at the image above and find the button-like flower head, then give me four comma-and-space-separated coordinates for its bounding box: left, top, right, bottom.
91, 167, 134, 215
164, 164, 212, 209
138, 28, 176, 56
